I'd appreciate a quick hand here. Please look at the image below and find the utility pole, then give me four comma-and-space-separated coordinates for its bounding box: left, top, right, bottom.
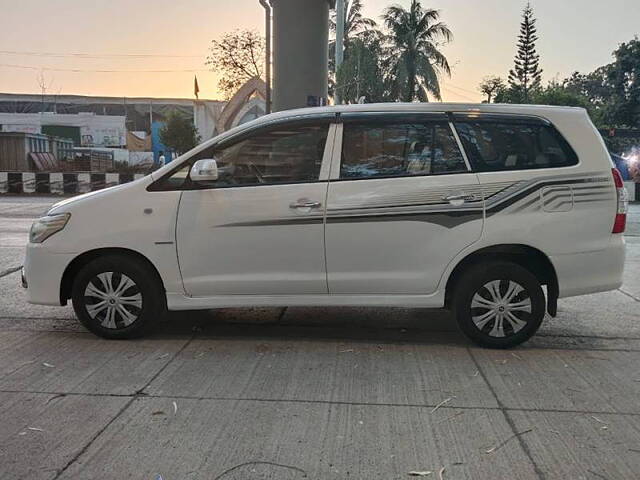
335, 0, 345, 105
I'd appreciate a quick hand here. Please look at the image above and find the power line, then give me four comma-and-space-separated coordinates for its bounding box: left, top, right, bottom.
0, 63, 209, 73
442, 81, 481, 97
0, 49, 203, 59
440, 85, 478, 102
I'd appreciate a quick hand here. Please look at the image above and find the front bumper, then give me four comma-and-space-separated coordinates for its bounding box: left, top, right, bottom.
23, 244, 76, 306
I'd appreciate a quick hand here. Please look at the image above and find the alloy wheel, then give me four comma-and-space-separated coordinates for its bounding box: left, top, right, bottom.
84, 272, 143, 329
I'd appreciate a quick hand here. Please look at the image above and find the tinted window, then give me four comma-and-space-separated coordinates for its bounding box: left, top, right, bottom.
210, 124, 328, 187
152, 123, 329, 190
340, 122, 468, 179
454, 120, 578, 172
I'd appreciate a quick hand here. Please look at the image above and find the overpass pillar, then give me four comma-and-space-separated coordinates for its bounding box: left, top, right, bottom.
271, 0, 334, 111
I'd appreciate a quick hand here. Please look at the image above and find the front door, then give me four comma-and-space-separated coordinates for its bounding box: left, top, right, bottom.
176, 119, 334, 296
325, 113, 484, 295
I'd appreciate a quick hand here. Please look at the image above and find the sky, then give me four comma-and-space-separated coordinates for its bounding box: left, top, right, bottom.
0, 0, 639, 103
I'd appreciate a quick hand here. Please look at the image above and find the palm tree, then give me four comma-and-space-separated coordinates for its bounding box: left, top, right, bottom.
330, 0, 378, 49
382, 1, 452, 102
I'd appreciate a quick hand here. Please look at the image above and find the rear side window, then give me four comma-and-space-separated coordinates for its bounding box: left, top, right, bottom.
454, 120, 578, 172
341, 122, 468, 180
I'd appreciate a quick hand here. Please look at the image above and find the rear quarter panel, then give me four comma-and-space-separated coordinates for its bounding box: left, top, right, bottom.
477, 108, 616, 256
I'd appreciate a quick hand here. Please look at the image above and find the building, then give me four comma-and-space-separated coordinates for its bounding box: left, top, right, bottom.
0, 91, 265, 148
0, 132, 74, 171
0, 111, 126, 148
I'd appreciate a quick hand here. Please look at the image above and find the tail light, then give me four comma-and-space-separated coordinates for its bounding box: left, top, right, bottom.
612, 168, 628, 234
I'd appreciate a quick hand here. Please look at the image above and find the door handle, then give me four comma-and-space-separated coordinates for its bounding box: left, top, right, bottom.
290, 200, 322, 210
442, 193, 479, 203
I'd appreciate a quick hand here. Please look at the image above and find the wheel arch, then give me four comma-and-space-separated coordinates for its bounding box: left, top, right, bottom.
59, 247, 166, 306
444, 244, 559, 316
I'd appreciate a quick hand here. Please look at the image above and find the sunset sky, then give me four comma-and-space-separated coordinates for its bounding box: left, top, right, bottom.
1, 0, 638, 103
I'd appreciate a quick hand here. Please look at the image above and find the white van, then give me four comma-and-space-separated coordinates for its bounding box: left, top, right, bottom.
22, 104, 627, 348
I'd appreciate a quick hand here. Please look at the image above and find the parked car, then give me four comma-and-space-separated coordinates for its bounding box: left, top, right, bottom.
22, 103, 627, 348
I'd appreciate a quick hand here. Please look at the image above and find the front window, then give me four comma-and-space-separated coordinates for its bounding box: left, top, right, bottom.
153, 122, 330, 190
340, 121, 468, 180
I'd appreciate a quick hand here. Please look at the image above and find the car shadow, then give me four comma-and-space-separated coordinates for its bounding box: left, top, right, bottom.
151, 306, 470, 347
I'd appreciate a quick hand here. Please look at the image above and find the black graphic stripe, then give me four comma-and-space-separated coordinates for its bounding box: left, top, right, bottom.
486, 178, 610, 215
327, 210, 483, 228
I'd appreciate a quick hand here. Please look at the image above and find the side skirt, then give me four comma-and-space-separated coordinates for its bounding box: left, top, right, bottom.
166, 292, 446, 311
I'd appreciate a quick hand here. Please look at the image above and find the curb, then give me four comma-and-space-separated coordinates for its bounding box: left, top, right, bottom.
0, 172, 146, 195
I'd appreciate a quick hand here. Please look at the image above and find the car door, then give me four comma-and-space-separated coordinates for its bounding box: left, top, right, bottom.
174, 117, 335, 296
325, 113, 484, 295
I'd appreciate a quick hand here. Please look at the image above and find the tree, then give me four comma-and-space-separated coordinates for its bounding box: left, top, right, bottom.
330, 0, 378, 49
336, 32, 387, 103
532, 80, 590, 108
382, 1, 452, 102
330, 0, 378, 98
206, 30, 264, 100
159, 111, 200, 155
508, 3, 543, 102
606, 37, 640, 127
479, 76, 506, 103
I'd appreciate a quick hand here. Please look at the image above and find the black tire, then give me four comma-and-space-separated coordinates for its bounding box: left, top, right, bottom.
452, 261, 546, 349
71, 255, 165, 339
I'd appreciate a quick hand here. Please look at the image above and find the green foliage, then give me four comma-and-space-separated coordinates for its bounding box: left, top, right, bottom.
382, 0, 452, 102
159, 112, 200, 155
330, 0, 378, 49
494, 36, 640, 130
206, 30, 264, 100
336, 32, 387, 104
508, 3, 543, 102
606, 38, 640, 127
329, 0, 453, 103
330, 0, 379, 98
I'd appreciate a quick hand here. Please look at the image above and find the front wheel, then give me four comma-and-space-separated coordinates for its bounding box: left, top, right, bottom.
71, 255, 165, 339
452, 261, 546, 349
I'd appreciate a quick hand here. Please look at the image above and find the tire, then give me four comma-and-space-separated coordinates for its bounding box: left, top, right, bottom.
452, 261, 546, 349
71, 255, 165, 339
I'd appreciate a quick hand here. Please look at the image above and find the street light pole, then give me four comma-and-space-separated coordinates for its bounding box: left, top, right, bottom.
335, 0, 345, 105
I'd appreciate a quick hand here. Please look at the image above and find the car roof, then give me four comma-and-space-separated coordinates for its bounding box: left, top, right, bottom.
261, 102, 586, 120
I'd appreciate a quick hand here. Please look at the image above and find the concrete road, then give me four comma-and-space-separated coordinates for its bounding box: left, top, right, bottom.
1, 195, 639, 480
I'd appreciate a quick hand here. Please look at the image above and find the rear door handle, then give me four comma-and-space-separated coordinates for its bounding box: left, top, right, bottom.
290, 200, 322, 210
442, 193, 479, 203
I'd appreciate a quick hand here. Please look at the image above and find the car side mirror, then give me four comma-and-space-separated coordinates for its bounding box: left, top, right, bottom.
190, 159, 219, 182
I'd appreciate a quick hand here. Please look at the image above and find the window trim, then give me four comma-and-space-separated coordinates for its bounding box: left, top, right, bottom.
333, 116, 472, 183
147, 116, 337, 192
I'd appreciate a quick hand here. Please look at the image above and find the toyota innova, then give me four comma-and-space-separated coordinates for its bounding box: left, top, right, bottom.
22, 104, 627, 348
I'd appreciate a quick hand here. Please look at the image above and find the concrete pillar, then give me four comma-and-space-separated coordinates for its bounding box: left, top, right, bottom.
271, 0, 333, 112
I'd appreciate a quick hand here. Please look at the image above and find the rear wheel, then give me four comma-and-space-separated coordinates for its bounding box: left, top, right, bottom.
71, 255, 164, 339
452, 261, 546, 349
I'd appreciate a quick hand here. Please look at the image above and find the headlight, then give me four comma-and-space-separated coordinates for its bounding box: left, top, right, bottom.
29, 213, 71, 244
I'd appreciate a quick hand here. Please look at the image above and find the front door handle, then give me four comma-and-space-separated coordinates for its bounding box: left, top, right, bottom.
290, 199, 322, 210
